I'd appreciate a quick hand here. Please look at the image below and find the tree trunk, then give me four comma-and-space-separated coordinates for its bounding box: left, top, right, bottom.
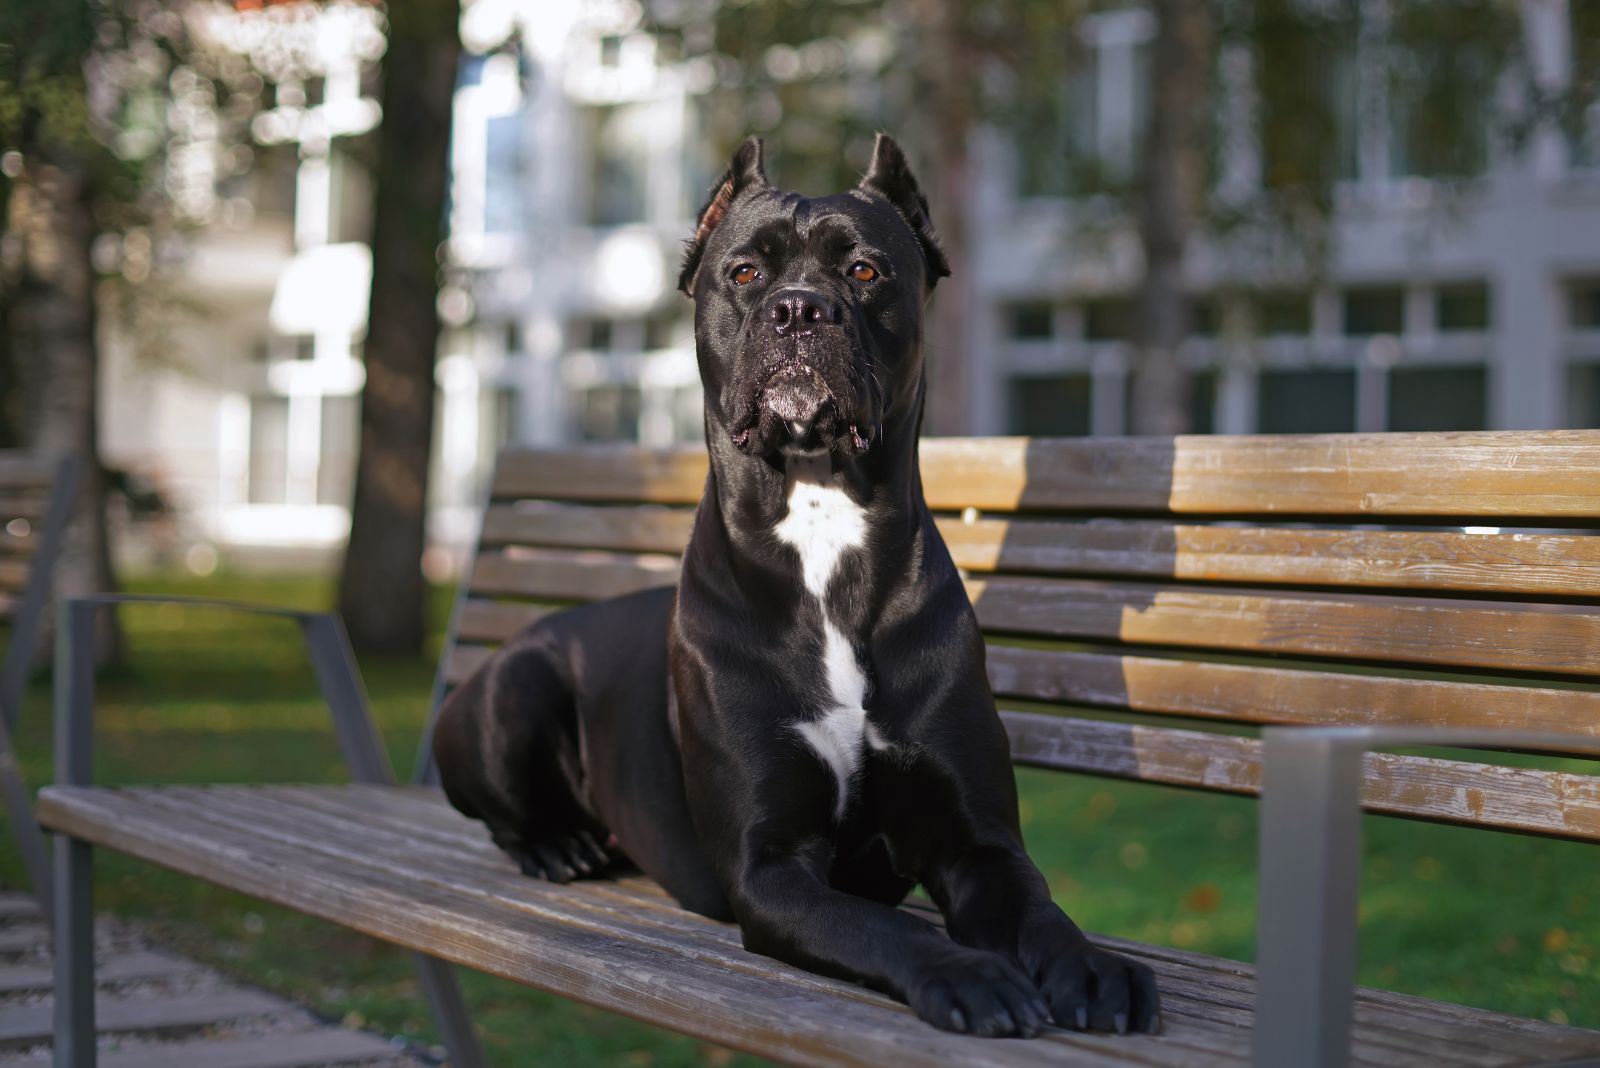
336, 0, 460, 654
7, 158, 124, 664
1130, 0, 1214, 436
913, 0, 976, 436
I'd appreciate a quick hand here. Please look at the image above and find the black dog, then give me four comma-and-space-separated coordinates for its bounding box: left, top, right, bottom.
433, 134, 1159, 1038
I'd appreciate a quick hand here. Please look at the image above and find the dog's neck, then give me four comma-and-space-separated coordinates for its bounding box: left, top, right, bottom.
699, 378, 929, 594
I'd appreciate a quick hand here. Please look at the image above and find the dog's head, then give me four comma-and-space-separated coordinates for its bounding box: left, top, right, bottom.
679, 133, 949, 461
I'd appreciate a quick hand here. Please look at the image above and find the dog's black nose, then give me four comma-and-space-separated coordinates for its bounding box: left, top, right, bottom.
767, 289, 841, 335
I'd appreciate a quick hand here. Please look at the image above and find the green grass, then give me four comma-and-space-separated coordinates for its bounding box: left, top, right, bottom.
2, 572, 1595, 1065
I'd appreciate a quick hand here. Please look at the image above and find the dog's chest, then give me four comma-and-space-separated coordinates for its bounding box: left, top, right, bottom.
772, 458, 880, 821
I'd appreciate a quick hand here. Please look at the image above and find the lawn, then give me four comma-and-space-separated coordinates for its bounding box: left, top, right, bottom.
1, 571, 1595, 1066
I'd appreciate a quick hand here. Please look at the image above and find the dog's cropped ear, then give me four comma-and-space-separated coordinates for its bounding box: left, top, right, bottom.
678, 137, 770, 295
859, 132, 950, 285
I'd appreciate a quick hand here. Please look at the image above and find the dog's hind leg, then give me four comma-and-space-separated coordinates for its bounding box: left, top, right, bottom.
433, 632, 614, 883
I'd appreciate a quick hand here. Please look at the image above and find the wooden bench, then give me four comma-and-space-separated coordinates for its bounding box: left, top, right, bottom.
0, 452, 79, 915
39, 430, 1600, 1067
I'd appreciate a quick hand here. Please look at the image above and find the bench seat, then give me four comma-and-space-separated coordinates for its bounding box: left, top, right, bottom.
38, 782, 1600, 1068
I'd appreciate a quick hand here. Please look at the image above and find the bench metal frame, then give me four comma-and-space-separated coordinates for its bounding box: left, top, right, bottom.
0, 453, 80, 921
49, 595, 486, 1068
1255, 725, 1600, 1068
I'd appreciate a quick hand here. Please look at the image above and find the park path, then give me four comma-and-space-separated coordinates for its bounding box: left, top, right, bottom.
0, 890, 434, 1067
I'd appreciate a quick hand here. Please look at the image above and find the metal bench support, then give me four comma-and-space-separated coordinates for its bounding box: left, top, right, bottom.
51, 596, 487, 1068
0, 454, 81, 917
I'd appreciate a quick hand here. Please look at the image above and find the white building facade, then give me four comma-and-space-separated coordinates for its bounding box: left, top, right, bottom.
100, 0, 1600, 569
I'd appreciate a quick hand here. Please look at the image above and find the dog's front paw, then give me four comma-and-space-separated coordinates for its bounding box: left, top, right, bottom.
507, 831, 612, 883
906, 947, 1050, 1038
1033, 944, 1161, 1034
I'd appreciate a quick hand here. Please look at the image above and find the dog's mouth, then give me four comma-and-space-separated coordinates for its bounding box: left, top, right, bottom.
729, 357, 874, 458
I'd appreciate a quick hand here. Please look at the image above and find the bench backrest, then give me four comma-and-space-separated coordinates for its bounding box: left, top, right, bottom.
432, 431, 1600, 844
0, 452, 80, 717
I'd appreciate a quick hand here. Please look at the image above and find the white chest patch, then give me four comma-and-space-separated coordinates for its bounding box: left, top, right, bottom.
773, 456, 873, 821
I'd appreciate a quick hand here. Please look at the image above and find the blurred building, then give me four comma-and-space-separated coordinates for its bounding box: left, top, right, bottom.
97, 0, 1600, 569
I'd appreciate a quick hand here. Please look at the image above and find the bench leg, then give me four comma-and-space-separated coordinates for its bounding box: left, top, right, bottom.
54, 834, 95, 1067
412, 952, 487, 1068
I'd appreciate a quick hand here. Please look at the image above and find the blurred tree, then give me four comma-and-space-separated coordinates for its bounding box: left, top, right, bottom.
2, 1, 266, 663
2, 0, 126, 662
336, 0, 460, 654
1129, 0, 1213, 436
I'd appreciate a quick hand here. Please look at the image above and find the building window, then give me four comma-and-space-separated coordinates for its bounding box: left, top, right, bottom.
588, 104, 650, 226
1437, 283, 1490, 332
579, 385, 642, 442
1569, 365, 1600, 428
1258, 370, 1356, 433
1008, 303, 1056, 340
1387, 366, 1486, 431
247, 396, 290, 505
1189, 298, 1219, 338
1571, 279, 1600, 329
1343, 287, 1404, 336
1256, 292, 1312, 336
1084, 298, 1131, 342
317, 395, 360, 507
483, 113, 523, 235
645, 311, 688, 351
1010, 375, 1092, 436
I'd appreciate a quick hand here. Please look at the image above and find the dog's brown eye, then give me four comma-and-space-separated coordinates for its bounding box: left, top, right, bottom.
849, 261, 878, 283
731, 264, 758, 286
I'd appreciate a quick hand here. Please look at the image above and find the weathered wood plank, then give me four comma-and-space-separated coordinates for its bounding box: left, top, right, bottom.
0, 456, 60, 493
479, 502, 696, 555
488, 432, 1600, 518
0, 558, 29, 592
939, 519, 1600, 598
0, 990, 286, 1047
1000, 711, 1600, 841
0, 496, 47, 525
37, 786, 1245, 1068
455, 553, 1600, 677
985, 647, 1600, 752
444, 643, 493, 686
477, 505, 1600, 598
454, 599, 556, 645
39, 785, 1600, 1066
968, 577, 1600, 677
468, 550, 679, 601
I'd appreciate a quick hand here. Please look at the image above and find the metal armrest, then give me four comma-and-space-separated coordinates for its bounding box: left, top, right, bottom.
53, 595, 394, 788
1252, 725, 1596, 1068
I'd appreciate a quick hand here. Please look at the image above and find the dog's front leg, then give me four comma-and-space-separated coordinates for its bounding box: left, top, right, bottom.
927, 844, 1161, 1034
732, 844, 1050, 1038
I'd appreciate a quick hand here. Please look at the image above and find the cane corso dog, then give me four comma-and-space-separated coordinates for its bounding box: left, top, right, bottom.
433, 133, 1160, 1038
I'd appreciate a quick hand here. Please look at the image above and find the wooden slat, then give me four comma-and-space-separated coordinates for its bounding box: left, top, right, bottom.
480, 502, 696, 554
43, 785, 1600, 1066
472, 503, 1600, 599
37, 786, 1252, 1068
488, 432, 1600, 518
458, 553, 1600, 678
455, 599, 557, 644
922, 432, 1600, 517
469, 549, 679, 601
445, 643, 494, 686
0, 496, 46, 524
939, 518, 1600, 598
0, 456, 59, 492
1001, 711, 1600, 841
969, 577, 1600, 677
0, 558, 29, 592
0, 990, 286, 1047
986, 647, 1600, 751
